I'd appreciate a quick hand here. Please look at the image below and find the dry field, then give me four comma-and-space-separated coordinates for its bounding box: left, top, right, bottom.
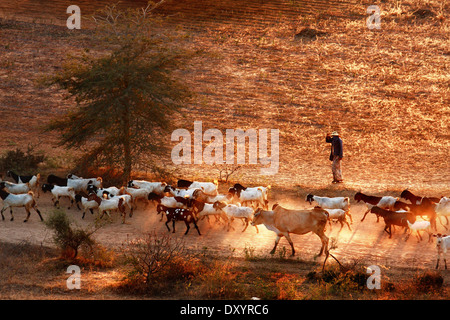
0, 0, 449, 300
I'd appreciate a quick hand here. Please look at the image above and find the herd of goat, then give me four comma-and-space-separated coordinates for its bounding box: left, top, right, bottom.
1, 170, 450, 269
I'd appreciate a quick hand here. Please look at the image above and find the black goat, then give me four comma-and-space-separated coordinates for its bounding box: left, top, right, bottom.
370, 206, 415, 238
46, 174, 68, 186
157, 204, 201, 236
400, 189, 441, 205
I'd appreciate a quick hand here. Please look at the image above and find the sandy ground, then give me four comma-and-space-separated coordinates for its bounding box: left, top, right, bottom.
0, 190, 444, 271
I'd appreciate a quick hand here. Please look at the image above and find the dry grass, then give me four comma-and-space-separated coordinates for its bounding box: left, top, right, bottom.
1, 240, 449, 300
0, 0, 448, 194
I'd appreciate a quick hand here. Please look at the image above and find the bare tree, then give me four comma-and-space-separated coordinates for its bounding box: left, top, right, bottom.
214, 164, 241, 183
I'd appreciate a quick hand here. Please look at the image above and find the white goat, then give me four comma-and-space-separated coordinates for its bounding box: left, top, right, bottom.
6, 171, 41, 197
177, 179, 218, 196
213, 202, 258, 233
41, 184, 76, 209
188, 181, 218, 195
67, 176, 103, 192
324, 208, 351, 231
87, 193, 127, 223
87, 185, 120, 199
0, 181, 30, 194
233, 183, 270, 203
228, 187, 267, 209
0, 188, 43, 222
123, 187, 151, 209
434, 233, 450, 269
78, 195, 99, 219
112, 189, 134, 215
306, 194, 352, 222
192, 200, 228, 224
406, 220, 432, 242
165, 185, 199, 199
127, 180, 167, 196
75, 195, 98, 219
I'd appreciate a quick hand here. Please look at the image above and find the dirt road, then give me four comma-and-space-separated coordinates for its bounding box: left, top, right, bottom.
0, 191, 442, 271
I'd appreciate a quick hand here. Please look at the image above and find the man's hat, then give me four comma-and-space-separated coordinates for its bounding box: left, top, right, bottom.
331, 131, 339, 136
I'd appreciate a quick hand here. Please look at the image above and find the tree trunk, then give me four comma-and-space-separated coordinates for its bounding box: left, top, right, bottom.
122, 105, 132, 182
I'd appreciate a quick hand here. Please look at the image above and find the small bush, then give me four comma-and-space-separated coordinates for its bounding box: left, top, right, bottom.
275, 274, 303, 300
121, 231, 200, 294
0, 145, 45, 174
44, 209, 98, 260
79, 243, 116, 269
243, 244, 258, 261
196, 260, 245, 299
311, 261, 371, 296
414, 271, 444, 293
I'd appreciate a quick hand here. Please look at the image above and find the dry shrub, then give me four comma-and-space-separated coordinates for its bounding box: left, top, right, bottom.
411, 8, 436, 19
79, 243, 116, 269
0, 145, 45, 175
294, 27, 327, 41
120, 231, 201, 294
414, 271, 444, 293
196, 259, 245, 299
44, 209, 99, 260
306, 260, 372, 296
275, 274, 303, 300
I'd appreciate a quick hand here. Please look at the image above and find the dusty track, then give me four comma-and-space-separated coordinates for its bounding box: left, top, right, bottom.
0, 191, 444, 271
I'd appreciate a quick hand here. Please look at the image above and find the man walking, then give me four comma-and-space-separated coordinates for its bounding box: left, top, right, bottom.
326, 131, 343, 183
